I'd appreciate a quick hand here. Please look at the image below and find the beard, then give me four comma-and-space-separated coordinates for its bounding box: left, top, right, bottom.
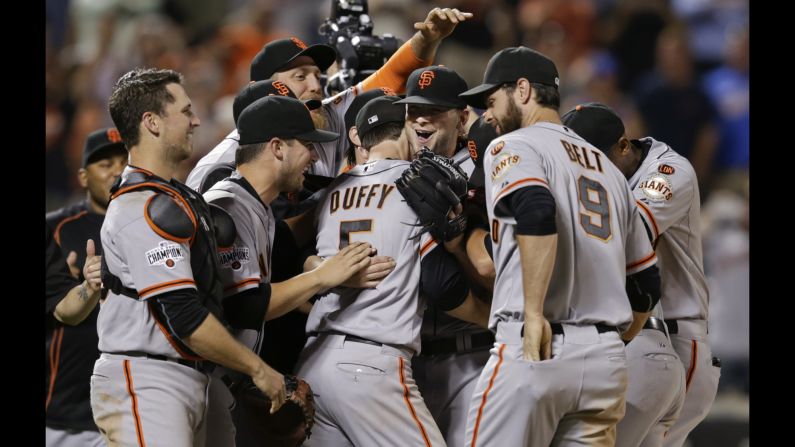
497, 97, 524, 134
310, 109, 328, 130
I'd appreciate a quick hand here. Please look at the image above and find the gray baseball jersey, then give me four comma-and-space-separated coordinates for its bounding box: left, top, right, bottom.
484, 122, 656, 332
627, 137, 720, 447
628, 137, 709, 320
185, 130, 239, 191
93, 166, 210, 445
296, 158, 445, 446
306, 158, 434, 353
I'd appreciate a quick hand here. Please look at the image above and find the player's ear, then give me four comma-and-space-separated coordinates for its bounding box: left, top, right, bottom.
457, 108, 470, 136
270, 137, 285, 161
349, 126, 361, 147
516, 78, 532, 104
618, 137, 631, 154
77, 168, 88, 188
142, 111, 159, 136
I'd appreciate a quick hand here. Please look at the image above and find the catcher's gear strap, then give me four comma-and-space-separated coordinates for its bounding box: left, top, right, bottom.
497, 185, 557, 235
208, 203, 236, 248
223, 283, 272, 330
145, 193, 196, 243
626, 264, 661, 313
151, 288, 210, 339
199, 162, 235, 194
421, 245, 470, 311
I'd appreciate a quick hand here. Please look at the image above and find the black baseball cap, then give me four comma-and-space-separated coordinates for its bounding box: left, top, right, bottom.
394, 66, 468, 109
459, 47, 560, 109
250, 37, 337, 81
233, 80, 321, 125
344, 87, 397, 132
466, 116, 499, 188
83, 128, 127, 167
355, 96, 405, 136
238, 96, 339, 145
561, 102, 625, 153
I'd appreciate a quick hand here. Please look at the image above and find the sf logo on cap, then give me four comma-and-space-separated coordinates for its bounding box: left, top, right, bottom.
291, 37, 308, 50
418, 71, 435, 89
273, 81, 291, 96
107, 128, 122, 143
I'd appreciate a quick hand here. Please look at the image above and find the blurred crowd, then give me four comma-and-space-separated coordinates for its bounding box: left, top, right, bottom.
46, 0, 748, 395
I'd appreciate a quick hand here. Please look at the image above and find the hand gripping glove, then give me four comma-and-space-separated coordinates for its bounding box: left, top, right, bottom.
232, 375, 316, 447
395, 148, 469, 241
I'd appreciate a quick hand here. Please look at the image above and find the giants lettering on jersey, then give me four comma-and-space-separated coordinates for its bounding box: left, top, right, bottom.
560, 140, 604, 173
491, 153, 521, 181
219, 247, 251, 270
145, 241, 184, 269
329, 183, 395, 213
639, 174, 673, 201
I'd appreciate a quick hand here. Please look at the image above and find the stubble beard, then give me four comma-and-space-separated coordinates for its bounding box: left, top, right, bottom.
498, 97, 524, 134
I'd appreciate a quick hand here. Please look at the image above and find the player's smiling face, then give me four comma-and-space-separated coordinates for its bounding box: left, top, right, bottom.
81, 150, 128, 211
405, 104, 466, 158
279, 138, 318, 193
273, 57, 323, 102
160, 83, 200, 162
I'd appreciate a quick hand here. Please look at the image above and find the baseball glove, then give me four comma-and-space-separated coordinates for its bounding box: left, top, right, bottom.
395, 149, 469, 241
232, 375, 315, 447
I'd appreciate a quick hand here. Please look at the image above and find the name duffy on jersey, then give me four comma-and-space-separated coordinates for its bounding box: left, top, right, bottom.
146, 241, 185, 269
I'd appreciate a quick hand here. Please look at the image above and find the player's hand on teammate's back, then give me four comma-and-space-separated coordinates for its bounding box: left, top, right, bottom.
414, 8, 474, 42
253, 364, 287, 414
82, 239, 102, 293
342, 255, 396, 289
523, 312, 552, 362
316, 242, 376, 289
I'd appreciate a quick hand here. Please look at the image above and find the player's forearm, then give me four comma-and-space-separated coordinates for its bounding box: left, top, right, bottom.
183, 313, 268, 378
53, 281, 100, 325
517, 234, 557, 318
622, 311, 651, 343
445, 291, 490, 328
303, 255, 323, 272
265, 271, 325, 320
465, 227, 496, 288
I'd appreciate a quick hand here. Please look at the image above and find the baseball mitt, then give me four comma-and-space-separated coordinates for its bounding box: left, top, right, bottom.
395, 148, 469, 241
232, 375, 315, 447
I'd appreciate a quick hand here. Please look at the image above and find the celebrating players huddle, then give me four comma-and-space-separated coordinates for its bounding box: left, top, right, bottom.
45, 6, 720, 447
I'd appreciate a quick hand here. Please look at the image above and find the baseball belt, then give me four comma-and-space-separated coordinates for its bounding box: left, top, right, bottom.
420, 331, 495, 356
310, 331, 383, 347
108, 351, 213, 373
521, 323, 618, 337
642, 317, 667, 335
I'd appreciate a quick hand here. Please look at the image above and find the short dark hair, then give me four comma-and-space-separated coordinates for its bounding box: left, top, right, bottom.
236, 142, 268, 166
360, 122, 403, 150
108, 68, 183, 148
503, 82, 560, 110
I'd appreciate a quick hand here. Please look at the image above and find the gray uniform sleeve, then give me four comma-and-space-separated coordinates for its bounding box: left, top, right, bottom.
211, 196, 263, 297
118, 210, 197, 300
625, 184, 658, 275
633, 161, 694, 241
486, 138, 550, 220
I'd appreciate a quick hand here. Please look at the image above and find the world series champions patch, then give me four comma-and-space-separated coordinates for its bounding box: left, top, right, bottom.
639, 173, 673, 201
146, 241, 185, 269
219, 246, 251, 270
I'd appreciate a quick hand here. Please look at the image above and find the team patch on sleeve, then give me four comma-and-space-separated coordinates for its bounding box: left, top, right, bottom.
219, 246, 251, 270
146, 241, 185, 269
490, 153, 521, 182
658, 164, 675, 175
638, 173, 673, 201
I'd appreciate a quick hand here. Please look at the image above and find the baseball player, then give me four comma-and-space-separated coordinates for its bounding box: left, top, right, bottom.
396, 65, 494, 447
201, 95, 377, 447
562, 103, 719, 447
295, 95, 486, 446
91, 68, 287, 446
458, 46, 662, 446
340, 87, 397, 173
45, 127, 127, 447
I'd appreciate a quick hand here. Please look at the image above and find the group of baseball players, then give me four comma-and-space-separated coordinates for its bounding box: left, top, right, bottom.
45, 6, 721, 447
